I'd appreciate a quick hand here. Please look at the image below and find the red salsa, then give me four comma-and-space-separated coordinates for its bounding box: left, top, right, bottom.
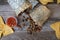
6, 17, 17, 27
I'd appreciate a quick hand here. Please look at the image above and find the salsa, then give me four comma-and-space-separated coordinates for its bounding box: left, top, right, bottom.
6, 17, 17, 27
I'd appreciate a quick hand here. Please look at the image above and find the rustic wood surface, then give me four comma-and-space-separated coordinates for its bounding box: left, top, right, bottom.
1, 21, 57, 40
0, 4, 60, 40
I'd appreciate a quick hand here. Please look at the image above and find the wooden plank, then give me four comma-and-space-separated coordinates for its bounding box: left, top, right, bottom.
1, 21, 57, 40
47, 4, 60, 19
0, 5, 14, 12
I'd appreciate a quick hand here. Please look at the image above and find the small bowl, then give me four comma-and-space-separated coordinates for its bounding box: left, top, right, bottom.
6, 16, 17, 27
